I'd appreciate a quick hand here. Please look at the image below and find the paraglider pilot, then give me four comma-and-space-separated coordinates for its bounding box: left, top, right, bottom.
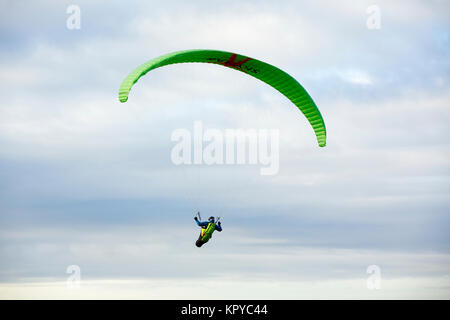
194, 212, 222, 247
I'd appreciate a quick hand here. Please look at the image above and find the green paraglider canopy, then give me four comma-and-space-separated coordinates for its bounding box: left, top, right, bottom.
118, 49, 326, 147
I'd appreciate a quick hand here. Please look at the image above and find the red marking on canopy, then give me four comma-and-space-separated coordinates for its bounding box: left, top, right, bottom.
222, 53, 252, 70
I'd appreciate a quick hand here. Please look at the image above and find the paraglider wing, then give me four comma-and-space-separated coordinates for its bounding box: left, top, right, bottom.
118, 49, 326, 147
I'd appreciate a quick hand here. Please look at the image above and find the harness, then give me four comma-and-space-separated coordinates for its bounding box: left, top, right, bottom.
201, 222, 216, 242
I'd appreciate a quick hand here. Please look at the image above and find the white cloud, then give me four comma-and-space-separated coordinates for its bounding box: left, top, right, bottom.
1, 276, 449, 299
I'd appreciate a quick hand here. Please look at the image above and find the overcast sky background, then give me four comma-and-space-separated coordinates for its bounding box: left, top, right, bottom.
0, 0, 449, 299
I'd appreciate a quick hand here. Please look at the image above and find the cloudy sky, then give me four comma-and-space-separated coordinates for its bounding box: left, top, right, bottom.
0, 0, 449, 299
